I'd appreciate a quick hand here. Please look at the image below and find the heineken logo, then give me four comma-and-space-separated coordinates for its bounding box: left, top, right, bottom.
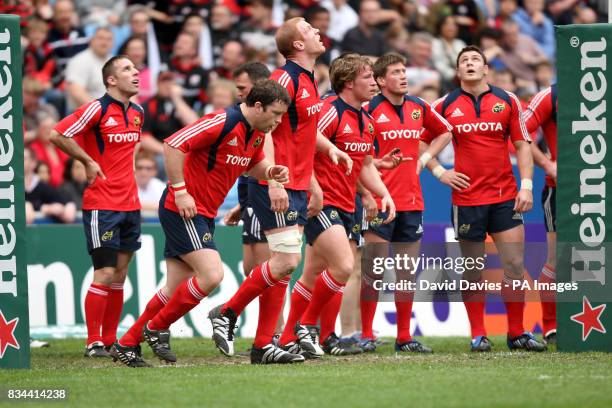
569, 36, 607, 286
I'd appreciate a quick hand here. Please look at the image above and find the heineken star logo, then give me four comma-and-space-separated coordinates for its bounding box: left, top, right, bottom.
0, 310, 20, 358
570, 296, 606, 341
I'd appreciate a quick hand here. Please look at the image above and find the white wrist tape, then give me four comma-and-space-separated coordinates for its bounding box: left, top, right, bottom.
418, 152, 432, 167
432, 165, 446, 179
520, 178, 533, 191
174, 189, 188, 197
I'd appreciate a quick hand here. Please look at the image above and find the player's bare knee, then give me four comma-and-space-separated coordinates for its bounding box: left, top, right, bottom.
206, 269, 224, 288
333, 260, 354, 283
504, 257, 525, 279
94, 268, 114, 285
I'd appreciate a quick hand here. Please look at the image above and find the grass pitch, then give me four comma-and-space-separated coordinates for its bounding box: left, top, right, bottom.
1, 337, 611, 408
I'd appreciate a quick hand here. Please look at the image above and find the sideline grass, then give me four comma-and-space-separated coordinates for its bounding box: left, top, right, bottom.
1, 337, 611, 408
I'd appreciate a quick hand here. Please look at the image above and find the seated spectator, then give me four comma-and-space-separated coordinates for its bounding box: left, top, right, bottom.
120, 36, 154, 104
58, 158, 88, 210
204, 79, 238, 114
46, 0, 90, 115
75, 0, 125, 31
36, 161, 51, 184
209, 4, 240, 67
65, 26, 114, 110
498, 19, 548, 92
239, 0, 279, 67
573, 6, 599, 24
135, 153, 166, 211
513, 0, 555, 61
405, 32, 441, 96
491, 69, 517, 93
211, 41, 246, 81
534, 60, 554, 91
140, 71, 199, 159
385, 26, 410, 59
341, 0, 390, 57
431, 16, 466, 92
169, 31, 210, 111
29, 116, 68, 187
478, 27, 504, 63
22, 18, 55, 90
417, 85, 441, 105
24, 147, 76, 224
182, 14, 214, 70
429, 0, 483, 44
493, 0, 518, 29
321, 0, 359, 43
23, 76, 59, 144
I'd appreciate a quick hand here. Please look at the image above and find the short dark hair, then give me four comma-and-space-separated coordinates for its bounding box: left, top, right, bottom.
233, 61, 271, 82
456, 45, 487, 68
373, 52, 406, 80
101, 55, 131, 88
304, 6, 329, 23
246, 79, 291, 108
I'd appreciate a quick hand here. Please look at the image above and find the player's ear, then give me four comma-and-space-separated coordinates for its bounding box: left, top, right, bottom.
254, 101, 264, 113
483, 64, 489, 77
293, 39, 304, 51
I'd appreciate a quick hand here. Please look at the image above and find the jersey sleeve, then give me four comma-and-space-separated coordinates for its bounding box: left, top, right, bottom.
421, 95, 447, 144
422, 98, 453, 141
508, 92, 531, 143
164, 112, 227, 152
54, 100, 102, 138
317, 103, 339, 139
524, 87, 552, 133
271, 69, 295, 100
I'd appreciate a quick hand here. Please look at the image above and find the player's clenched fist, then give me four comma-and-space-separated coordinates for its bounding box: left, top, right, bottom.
514, 189, 533, 213
267, 165, 289, 184
268, 183, 289, 213
176, 193, 197, 219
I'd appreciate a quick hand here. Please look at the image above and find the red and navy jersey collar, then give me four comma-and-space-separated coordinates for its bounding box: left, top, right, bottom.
369, 93, 425, 123
99, 93, 142, 114
225, 104, 255, 143
283, 59, 316, 83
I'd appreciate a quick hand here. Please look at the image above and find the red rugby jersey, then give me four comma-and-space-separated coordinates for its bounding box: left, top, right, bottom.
524, 84, 557, 187
268, 60, 321, 191
432, 85, 531, 206
367, 94, 452, 211
316, 97, 375, 213
54, 93, 143, 211
163, 105, 265, 218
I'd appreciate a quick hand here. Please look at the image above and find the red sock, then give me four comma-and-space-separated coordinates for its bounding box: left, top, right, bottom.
360, 300, 377, 339
279, 281, 312, 346
302, 271, 345, 326
101, 283, 124, 346
120, 290, 169, 347
253, 277, 290, 348
461, 281, 486, 338
85, 283, 109, 346
502, 275, 525, 338
539, 264, 557, 336
395, 290, 414, 343
223, 261, 278, 316
320, 290, 343, 341
148, 277, 207, 330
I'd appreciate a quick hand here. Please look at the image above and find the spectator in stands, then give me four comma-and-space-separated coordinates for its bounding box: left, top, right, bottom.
183, 14, 214, 70
534, 60, 554, 91
58, 158, 88, 210
388, 0, 423, 32
23, 18, 55, 91
547, 0, 583, 25
405, 32, 441, 96
75, 0, 125, 30
493, 0, 518, 29
120, 36, 154, 104
240, 0, 279, 67
513, 0, 555, 61
46, 0, 90, 114
36, 161, 51, 184
431, 16, 466, 91
135, 153, 166, 211
498, 19, 548, 92
305, 6, 340, 66
385, 26, 410, 58
341, 0, 390, 57
429, 0, 483, 44
203, 79, 238, 114
24, 147, 76, 224
211, 41, 246, 81
169, 31, 209, 111
418, 85, 441, 105
573, 6, 599, 24
209, 4, 240, 67
478, 27, 504, 63
29, 116, 68, 188
65, 26, 114, 110
140, 71, 198, 159
492, 69, 517, 93
23, 76, 59, 144
321, 0, 359, 43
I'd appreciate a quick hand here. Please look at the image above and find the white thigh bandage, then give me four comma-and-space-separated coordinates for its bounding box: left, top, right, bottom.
266, 229, 303, 254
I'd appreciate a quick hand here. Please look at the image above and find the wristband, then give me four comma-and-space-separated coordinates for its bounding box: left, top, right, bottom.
265, 165, 274, 180
174, 189, 188, 197
418, 152, 432, 167
520, 178, 533, 191
432, 165, 446, 179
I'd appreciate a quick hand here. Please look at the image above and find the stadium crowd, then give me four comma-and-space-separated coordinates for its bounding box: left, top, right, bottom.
5, 0, 607, 223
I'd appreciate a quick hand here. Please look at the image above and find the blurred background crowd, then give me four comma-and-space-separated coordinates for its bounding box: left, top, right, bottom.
4, 0, 607, 224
